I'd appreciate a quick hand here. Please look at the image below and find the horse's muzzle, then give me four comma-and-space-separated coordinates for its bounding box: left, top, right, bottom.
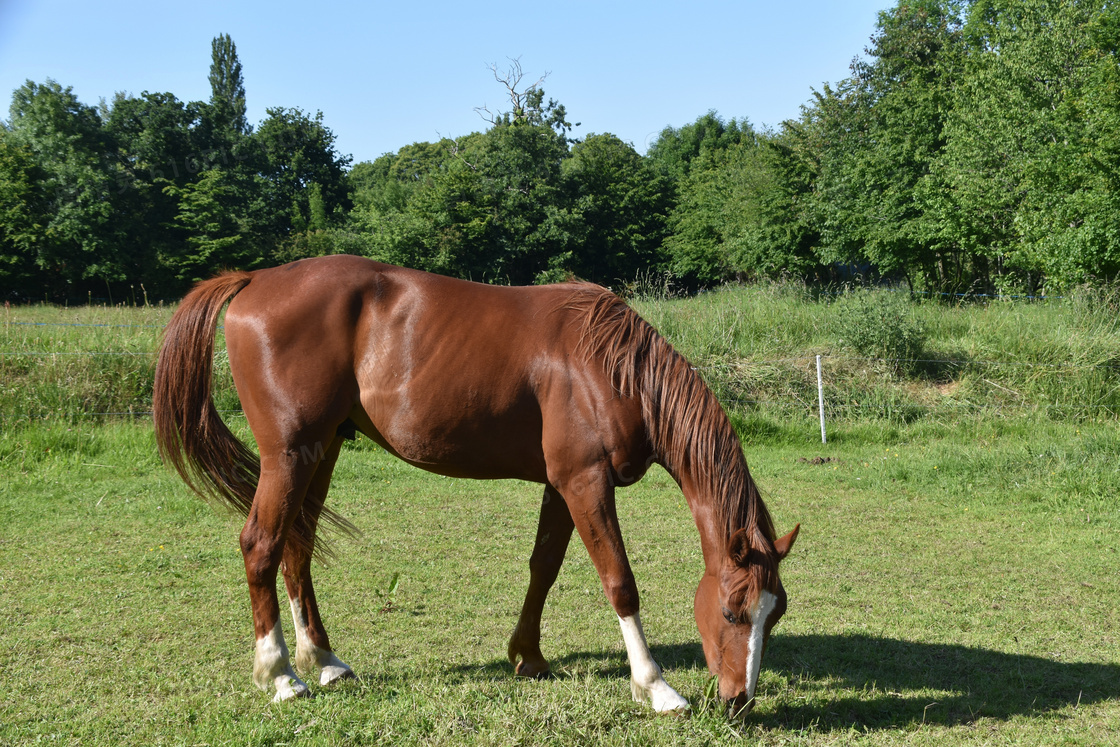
726, 693, 756, 719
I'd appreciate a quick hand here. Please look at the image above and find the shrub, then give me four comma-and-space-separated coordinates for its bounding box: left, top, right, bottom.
833, 289, 926, 373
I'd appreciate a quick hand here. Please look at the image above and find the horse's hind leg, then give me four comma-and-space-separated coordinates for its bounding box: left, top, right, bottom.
282, 436, 355, 686
508, 485, 575, 678
241, 430, 333, 701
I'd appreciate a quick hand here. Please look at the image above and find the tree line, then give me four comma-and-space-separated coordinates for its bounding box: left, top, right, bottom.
3, 0, 1119, 302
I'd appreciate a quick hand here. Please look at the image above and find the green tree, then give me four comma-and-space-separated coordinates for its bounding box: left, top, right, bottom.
162, 167, 253, 281
380, 123, 569, 283
208, 33, 249, 138
349, 140, 455, 214
544, 133, 671, 284
253, 106, 351, 240
350, 67, 577, 284
648, 112, 761, 288
731, 125, 824, 280
936, 0, 1120, 291
0, 127, 48, 297
655, 114, 759, 287
5, 79, 122, 297
475, 59, 576, 136
102, 90, 205, 296
646, 111, 754, 181
811, 0, 966, 291
661, 147, 743, 286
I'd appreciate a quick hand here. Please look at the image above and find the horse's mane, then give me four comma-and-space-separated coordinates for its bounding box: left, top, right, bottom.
567, 284, 778, 577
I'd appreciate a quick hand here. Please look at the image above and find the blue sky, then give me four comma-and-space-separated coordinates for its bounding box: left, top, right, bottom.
0, 0, 892, 164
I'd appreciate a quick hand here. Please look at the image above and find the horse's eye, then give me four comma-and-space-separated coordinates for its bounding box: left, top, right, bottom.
721, 606, 736, 624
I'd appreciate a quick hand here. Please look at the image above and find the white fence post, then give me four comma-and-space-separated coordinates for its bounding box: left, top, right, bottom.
816, 354, 827, 444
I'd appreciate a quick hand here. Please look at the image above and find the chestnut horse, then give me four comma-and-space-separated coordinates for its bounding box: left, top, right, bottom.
153, 255, 798, 714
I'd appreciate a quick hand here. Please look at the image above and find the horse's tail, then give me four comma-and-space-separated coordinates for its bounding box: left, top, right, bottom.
153, 271, 258, 516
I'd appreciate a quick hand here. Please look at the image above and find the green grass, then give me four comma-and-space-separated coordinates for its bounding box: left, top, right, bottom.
630, 284, 1120, 429
1, 418, 1117, 745
0, 303, 234, 421
2, 288, 1119, 743
5, 284, 1120, 429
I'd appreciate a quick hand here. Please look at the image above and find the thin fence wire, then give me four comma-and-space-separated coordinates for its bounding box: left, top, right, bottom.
12, 401, 1116, 422
815, 287, 1065, 302
5, 349, 1117, 370
4, 349, 1118, 422
9, 409, 246, 420
690, 355, 1120, 371
1, 351, 153, 357
4, 321, 167, 329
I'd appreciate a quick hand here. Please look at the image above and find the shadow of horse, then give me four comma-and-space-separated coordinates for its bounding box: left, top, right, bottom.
762, 633, 1120, 729
450, 633, 1120, 730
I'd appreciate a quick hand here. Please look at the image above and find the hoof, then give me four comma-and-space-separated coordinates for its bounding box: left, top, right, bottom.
514, 658, 551, 679
320, 664, 356, 686
631, 679, 691, 714
272, 675, 312, 702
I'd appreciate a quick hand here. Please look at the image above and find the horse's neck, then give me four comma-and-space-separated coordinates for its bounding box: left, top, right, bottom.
673, 463, 737, 575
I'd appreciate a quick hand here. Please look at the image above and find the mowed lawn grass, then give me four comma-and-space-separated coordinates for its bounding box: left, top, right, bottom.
1, 417, 1117, 746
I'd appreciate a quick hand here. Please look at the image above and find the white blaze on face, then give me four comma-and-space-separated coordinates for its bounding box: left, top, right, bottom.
743, 589, 777, 707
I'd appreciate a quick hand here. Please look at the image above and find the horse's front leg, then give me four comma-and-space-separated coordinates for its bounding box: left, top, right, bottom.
559, 471, 690, 713
508, 485, 575, 678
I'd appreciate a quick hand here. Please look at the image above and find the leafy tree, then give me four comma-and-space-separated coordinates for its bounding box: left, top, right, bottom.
253, 106, 352, 239
655, 114, 759, 286
208, 33, 249, 139
162, 167, 253, 281
475, 59, 576, 136
104, 91, 200, 180
0, 35, 362, 298
5, 80, 122, 297
936, 0, 1120, 291
350, 67, 577, 284
646, 111, 754, 181
0, 128, 48, 297
731, 125, 824, 280
349, 140, 455, 214
811, 1, 966, 291
544, 133, 671, 284
376, 124, 569, 283
101, 91, 206, 295
660, 147, 744, 286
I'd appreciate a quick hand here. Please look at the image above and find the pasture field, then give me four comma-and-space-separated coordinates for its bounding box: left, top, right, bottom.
4, 281, 1120, 426
1, 287, 1119, 744
1, 417, 1118, 746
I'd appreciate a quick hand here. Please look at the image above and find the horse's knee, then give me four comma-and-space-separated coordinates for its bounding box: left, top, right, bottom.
603, 577, 640, 618
528, 545, 560, 578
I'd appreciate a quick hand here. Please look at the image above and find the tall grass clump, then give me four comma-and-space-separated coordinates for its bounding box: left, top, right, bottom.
631, 280, 823, 364
4, 280, 1120, 431
0, 303, 240, 423
832, 288, 926, 374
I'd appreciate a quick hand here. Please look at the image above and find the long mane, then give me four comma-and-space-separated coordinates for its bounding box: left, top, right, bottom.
568, 285, 778, 560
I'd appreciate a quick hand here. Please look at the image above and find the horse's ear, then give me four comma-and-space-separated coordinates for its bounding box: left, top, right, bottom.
774, 524, 800, 561
728, 528, 751, 565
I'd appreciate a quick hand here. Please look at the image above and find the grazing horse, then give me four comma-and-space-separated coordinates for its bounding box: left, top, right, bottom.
153, 255, 799, 714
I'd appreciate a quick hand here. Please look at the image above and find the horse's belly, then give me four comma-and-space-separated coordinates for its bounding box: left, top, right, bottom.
350, 390, 548, 482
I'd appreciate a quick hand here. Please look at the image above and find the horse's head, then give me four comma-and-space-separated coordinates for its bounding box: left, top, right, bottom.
694, 523, 799, 717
